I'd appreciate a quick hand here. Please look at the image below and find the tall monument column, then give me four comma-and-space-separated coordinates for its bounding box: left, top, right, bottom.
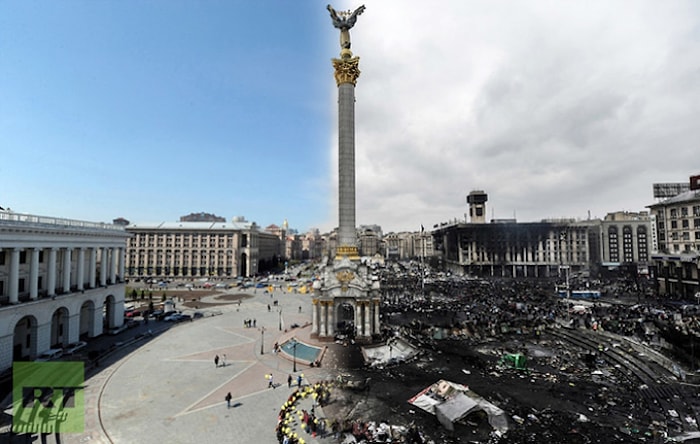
329, 4, 365, 260
314, 5, 380, 344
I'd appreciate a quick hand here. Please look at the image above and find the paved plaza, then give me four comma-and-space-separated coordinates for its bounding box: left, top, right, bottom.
59, 285, 346, 444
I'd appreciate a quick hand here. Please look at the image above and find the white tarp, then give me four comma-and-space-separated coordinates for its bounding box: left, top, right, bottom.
361, 337, 419, 366
408, 380, 509, 434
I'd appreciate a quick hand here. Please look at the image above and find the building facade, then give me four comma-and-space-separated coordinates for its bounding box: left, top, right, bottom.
648, 175, 700, 298
124, 218, 282, 280
432, 219, 601, 278
599, 211, 652, 273
0, 211, 129, 373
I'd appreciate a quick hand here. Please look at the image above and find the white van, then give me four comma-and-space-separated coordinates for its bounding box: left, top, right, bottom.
36, 348, 63, 362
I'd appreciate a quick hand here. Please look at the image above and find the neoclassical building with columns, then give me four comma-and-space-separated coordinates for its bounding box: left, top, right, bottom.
0, 211, 130, 373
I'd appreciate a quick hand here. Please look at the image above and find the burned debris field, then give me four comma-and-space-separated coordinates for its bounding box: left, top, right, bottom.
325, 275, 700, 444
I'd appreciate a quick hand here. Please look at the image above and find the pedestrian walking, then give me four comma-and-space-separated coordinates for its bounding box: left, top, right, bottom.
267, 373, 275, 389
225, 392, 232, 408
287, 374, 292, 388
297, 374, 303, 387
214, 355, 220, 368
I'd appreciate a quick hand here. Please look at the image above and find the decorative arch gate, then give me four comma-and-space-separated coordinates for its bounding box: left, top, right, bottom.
311, 258, 381, 343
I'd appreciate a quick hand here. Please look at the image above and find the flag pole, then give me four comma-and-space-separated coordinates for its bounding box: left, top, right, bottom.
420, 224, 425, 300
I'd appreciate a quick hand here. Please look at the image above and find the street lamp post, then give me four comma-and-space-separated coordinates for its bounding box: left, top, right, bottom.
290, 338, 298, 372
279, 306, 283, 331
559, 231, 570, 324
260, 326, 266, 355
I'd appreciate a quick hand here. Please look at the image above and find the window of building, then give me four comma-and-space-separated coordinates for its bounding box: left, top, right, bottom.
623, 226, 633, 263
683, 219, 690, 229
671, 220, 678, 229
694, 206, 700, 217
608, 226, 619, 262
670, 208, 678, 219
681, 207, 689, 217
637, 227, 648, 262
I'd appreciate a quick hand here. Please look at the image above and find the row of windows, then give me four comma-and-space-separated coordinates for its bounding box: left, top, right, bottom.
132, 233, 235, 239
668, 206, 700, 218
658, 242, 699, 253
608, 225, 648, 263
129, 233, 239, 247
660, 219, 700, 230
658, 232, 700, 241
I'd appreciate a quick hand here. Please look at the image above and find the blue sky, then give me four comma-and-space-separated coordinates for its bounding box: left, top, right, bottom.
2, 1, 333, 231
3, 1, 700, 234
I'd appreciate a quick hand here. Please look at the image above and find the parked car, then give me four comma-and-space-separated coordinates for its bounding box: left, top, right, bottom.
36, 348, 63, 362
156, 311, 173, 321
63, 341, 87, 355
178, 314, 192, 322
108, 324, 128, 335
193, 311, 204, 319
163, 313, 182, 322
150, 309, 163, 317
125, 310, 142, 318
126, 319, 140, 328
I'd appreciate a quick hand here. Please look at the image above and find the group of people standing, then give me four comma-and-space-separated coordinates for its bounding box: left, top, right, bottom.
214, 354, 227, 368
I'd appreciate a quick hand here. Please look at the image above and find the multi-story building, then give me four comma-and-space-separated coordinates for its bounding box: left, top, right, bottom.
648, 174, 700, 298
358, 227, 382, 257
0, 211, 130, 372
384, 231, 417, 260
124, 217, 281, 280
599, 211, 652, 274
432, 219, 601, 278
299, 229, 323, 260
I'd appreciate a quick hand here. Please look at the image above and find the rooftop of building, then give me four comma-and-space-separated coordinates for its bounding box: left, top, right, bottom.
127, 220, 254, 231
0, 210, 126, 232
648, 189, 700, 208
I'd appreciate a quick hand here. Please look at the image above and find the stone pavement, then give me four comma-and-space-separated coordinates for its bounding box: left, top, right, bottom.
59, 285, 349, 444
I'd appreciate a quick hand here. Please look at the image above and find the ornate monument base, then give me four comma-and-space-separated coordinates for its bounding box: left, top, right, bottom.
311, 256, 380, 344
335, 245, 360, 261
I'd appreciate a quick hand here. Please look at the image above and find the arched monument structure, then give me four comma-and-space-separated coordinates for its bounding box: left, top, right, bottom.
311, 5, 380, 343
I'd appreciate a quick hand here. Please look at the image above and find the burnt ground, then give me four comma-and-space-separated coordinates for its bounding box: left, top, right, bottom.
322, 331, 700, 444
